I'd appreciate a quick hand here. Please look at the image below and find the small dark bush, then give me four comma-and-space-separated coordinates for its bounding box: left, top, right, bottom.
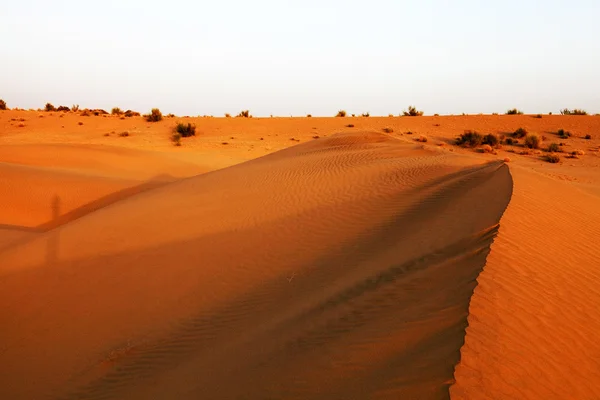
585, 134, 592, 140
504, 138, 515, 145
524, 134, 540, 149
237, 110, 250, 118
512, 127, 528, 138
545, 154, 560, 163
346, 124, 355, 128
124, 110, 140, 117
45, 103, 56, 112
433, 113, 439, 116
382, 127, 393, 133
119, 131, 130, 137
533, 114, 542, 118
547, 143, 561, 153
506, 108, 523, 115
56, 105, 70, 112
558, 129, 571, 138
0, 99, 6, 110
361, 112, 370, 117
561, 108, 587, 115
482, 134, 500, 147
307, 114, 312, 118
336, 110, 346, 117
224, 113, 231, 118
403, 105, 424, 116
456, 130, 483, 147
71, 104, 79, 112
166, 113, 175, 118
111, 107, 123, 115
145, 108, 163, 122
175, 122, 196, 137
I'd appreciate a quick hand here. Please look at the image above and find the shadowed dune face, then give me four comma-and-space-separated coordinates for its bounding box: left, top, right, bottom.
0, 132, 512, 399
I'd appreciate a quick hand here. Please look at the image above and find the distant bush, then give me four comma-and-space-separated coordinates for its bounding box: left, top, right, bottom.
237, 110, 250, 118
0, 99, 6, 110
545, 154, 560, 163
403, 105, 424, 116
45, 103, 56, 112
336, 110, 346, 117
124, 110, 140, 117
561, 108, 587, 115
482, 134, 500, 147
93, 109, 108, 116
547, 143, 561, 153
533, 114, 542, 118
416, 136, 428, 143
585, 134, 592, 139
433, 113, 439, 116
506, 108, 523, 115
524, 133, 540, 149
388, 114, 394, 117
171, 133, 182, 146
346, 124, 355, 128
558, 129, 572, 138
56, 105, 70, 112
111, 107, 123, 115
456, 130, 483, 147
512, 127, 528, 138
224, 113, 231, 118
71, 104, 79, 112
175, 122, 196, 137
118, 131, 130, 137
80, 110, 90, 116
382, 127, 394, 133
307, 114, 312, 118
145, 108, 163, 122
361, 112, 370, 117
504, 137, 515, 145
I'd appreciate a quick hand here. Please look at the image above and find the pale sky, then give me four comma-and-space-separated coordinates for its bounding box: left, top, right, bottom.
1, 0, 599, 116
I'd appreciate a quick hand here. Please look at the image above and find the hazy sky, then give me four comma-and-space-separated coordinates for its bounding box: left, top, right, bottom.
1, 0, 599, 116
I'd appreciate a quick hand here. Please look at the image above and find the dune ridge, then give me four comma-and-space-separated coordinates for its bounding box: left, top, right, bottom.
0, 132, 512, 399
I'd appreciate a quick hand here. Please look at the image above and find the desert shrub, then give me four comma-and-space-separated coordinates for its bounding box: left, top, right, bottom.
561, 108, 587, 115
171, 133, 182, 146
124, 110, 140, 117
504, 138, 515, 145
175, 122, 196, 137
237, 110, 250, 118
416, 136, 428, 143
71, 104, 79, 112
482, 134, 499, 147
225, 113, 231, 118
433, 113, 439, 116
80, 109, 90, 116
94, 109, 108, 115
492, 112, 499, 115
524, 133, 540, 149
545, 154, 560, 163
336, 110, 346, 117
558, 129, 571, 138
361, 112, 370, 117
111, 107, 123, 115
145, 108, 163, 122
56, 105, 70, 112
45, 103, 56, 112
533, 114, 542, 118
78, 121, 83, 125
346, 124, 355, 128
547, 143, 561, 152
382, 127, 394, 133
585, 134, 591, 139
119, 131, 130, 137
456, 130, 483, 147
307, 114, 312, 118
403, 105, 424, 116
506, 108, 523, 115
0, 99, 6, 110
512, 127, 528, 138
388, 114, 394, 117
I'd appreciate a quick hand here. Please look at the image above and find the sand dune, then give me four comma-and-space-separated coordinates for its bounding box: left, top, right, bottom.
0, 132, 511, 399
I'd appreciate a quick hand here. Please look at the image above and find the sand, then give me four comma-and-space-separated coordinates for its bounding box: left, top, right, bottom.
1, 110, 599, 399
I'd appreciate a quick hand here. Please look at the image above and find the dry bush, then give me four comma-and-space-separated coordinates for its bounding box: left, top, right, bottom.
382, 127, 394, 133
124, 110, 140, 117
45, 103, 56, 112
145, 108, 163, 122
166, 113, 175, 118
545, 154, 560, 163
78, 121, 83, 125
336, 110, 346, 117
0, 99, 6, 110
482, 133, 499, 147
533, 114, 542, 118
119, 131, 129, 137
237, 110, 250, 118
361, 112, 370, 117
524, 133, 540, 149
171, 133, 182, 146
480, 144, 493, 153
506, 108, 523, 115
307, 114, 312, 118
558, 129, 572, 138
111, 107, 123, 115
56, 105, 70, 112
547, 143, 561, 153
18, 122, 25, 128
561, 108, 587, 115
175, 122, 196, 137
416, 136, 428, 143
80, 109, 90, 116
403, 105, 424, 116
456, 130, 483, 147
225, 113, 231, 118
584, 134, 591, 139
512, 127, 528, 138
71, 104, 79, 112
504, 137, 515, 145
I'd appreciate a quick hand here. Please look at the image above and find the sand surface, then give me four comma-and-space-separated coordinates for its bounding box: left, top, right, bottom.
1, 111, 599, 399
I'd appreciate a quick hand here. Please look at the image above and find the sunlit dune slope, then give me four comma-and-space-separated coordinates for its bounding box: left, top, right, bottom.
0, 132, 511, 400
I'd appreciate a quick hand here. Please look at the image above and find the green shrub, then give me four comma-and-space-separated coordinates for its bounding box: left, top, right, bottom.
111, 107, 123, 115
506, 108, 523, 115
547, 143, 561, 153
336, 110, 346, 117
456, 130, 483, 147
482, 134, 500, 147
145, 108, 163, 122
175, 122, 196, 137
403, 105, 424, 116
0, 99, 6, 110
512, 127, 528, 138
524, 134, 540, 149
45, 103, 56, 112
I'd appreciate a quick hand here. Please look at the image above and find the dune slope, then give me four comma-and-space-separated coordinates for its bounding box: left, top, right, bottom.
0, 132, 512, 400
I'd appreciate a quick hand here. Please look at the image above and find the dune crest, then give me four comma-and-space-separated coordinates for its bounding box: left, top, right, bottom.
0, 132, 512, 399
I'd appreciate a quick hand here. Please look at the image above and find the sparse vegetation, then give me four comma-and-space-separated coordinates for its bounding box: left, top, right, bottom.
56, 105, 70, 112
512, 127, 528, 138
45, 103, 56, 112
346, 124, 355, 128
433, 113, 439, 117
545, 154, 560, 163
224, 113, 231, 118
0, 99, 6, 110
166, 113, 175, 118
456, 130, 483, 147
524, 133, 540, 149
558, 129, 572, 138
416, 136, 428, 143
506, 108, 523, 115
533, 114, 542, 118
145, 108, 163, 122
482, 134, 500, 147
547, 143, 561, 153
382, 127, 394, 133
171, 133, 182, 146
71, 104, 79, 112
18, 122, 25, 128
119, 131, 130, 137
403, 105, 424, 117
237, 110, 250, 118
124, 110, 140, 117
336, 110, 347, 117
504, 138, 515, 145
585, 134, 592, 139
111, 107, 123, 115
361, 112, 370, 117
388, 114, 394, 117
307, 114, 312, 118
175, 122, 196, 137
560, 108, 587, 115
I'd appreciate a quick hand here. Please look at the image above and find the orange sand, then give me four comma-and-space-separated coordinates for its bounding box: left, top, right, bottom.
1, 110, 599, 399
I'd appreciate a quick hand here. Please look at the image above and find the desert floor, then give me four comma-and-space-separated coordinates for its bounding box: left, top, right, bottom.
1, 111, 599, 399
